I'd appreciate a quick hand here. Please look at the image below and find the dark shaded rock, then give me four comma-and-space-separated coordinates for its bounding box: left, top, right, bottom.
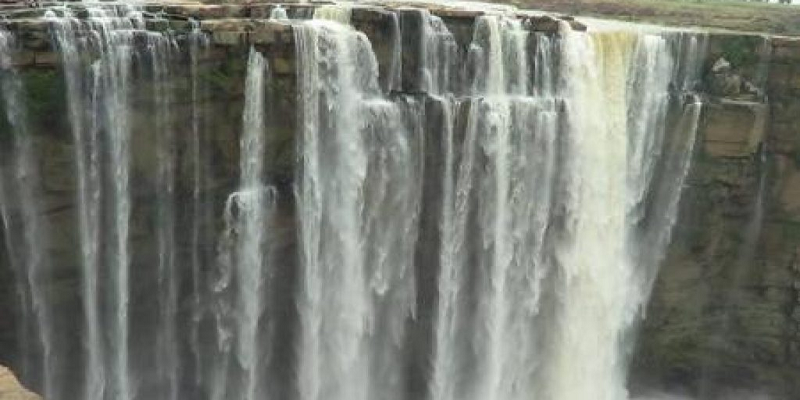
439, 14, 475, 50
708, 71, 743, 97
399, 9, 424, 94
163, 4, 247, 20
702, 99, 767, 157
3, 19, 49, 51
351, 6, 400, 93
528, 15, 561, 33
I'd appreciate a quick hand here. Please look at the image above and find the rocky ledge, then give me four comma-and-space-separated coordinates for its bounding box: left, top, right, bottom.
0, 0, 584, 67
0, 365, 41, 400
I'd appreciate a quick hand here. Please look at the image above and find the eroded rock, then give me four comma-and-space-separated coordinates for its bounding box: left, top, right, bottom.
712, 57, 732, 73
0, 366, 41, 400
703, 99, 768, 157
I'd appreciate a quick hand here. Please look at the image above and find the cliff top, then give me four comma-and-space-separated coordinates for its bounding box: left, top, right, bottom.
490, 0, 800, 36
0, 0, 797, 37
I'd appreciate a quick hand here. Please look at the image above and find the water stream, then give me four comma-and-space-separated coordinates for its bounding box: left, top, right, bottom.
0, 4, 709, 400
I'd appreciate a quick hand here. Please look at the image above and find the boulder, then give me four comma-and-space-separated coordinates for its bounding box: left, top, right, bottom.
712, 57, 732, 73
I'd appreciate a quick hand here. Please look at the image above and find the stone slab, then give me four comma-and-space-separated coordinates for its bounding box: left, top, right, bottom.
703, 99, 769, 158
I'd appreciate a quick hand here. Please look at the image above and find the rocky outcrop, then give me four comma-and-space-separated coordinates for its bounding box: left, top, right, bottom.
702, 99, 767, 157
0, 365, 40, 400
632, 34, 800, 400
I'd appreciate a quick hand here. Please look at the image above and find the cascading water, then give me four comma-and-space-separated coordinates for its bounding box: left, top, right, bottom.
212, 48, 276, 400
420, 11, 457, 95
542, 30, 648, 400
448, 16, 544, 400
188, 19, 211, 391
151, 30, 180, 400
421, 16, 706, 400
313, 5, 351, 24
294, 16, 421, 400
46, 6, 178, 399
0, 28, 56, 400
270, 5, 289, 20
0, 3, 711, 400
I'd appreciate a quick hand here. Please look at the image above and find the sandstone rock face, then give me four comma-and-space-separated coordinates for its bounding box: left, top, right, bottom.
632, 34, 800, 400
0, 366, 40, 400
703, 99, 767, 157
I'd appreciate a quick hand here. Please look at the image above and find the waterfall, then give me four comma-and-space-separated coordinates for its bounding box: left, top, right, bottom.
0, 4, 710, 400
421, 11, 457, 95
294, 17, 421, 400
422, 18, 706, 400
236, 48, 272, 400
469, 17, 539, 400
0, 28, 55, 400
47, 9, 106, 397
388, 12, 403, 93
270, 6, 289, 21
542, 30, 637, 400
313, 5, 352, 24
152, 31, 179, 400
188, 18, 211, 391
46, 6, 177, 399
211, 48, 276, 400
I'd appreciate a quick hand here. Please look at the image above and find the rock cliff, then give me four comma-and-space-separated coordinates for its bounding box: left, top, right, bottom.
633, 33, 800, 399
0, 1, 797, 399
